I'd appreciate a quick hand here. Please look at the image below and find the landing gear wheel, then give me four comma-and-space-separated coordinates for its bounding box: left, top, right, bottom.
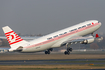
64, 51, 67, 55
64, 47, 72, 55
45, 50, 50, 54
45, 51, 48, 54
45, 48, 53, 54
47, 50, 50, 54
68, 51, 70, 55
64, 51, 70, 55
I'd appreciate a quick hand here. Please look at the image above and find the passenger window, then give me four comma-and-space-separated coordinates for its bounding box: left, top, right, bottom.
74, 29, 77, 30
78, 27, 81, 29
71, 30, 74, 31
53, 35, 58, 38
59, 34, 63, 36
70, 28, 77, 32
64, 32, 67, 34
82, 25, 86, 28
47, 37, 52, 40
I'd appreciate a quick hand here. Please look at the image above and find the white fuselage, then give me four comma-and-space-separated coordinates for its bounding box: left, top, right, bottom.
22, 20, 101, 52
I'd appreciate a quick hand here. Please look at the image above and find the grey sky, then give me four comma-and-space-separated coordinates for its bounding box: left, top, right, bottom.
0, 0, 105, 35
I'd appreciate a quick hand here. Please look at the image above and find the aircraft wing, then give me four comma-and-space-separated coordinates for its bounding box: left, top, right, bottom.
61, 35, 97, 46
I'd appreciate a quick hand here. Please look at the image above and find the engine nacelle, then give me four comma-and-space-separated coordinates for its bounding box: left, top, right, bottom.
81, 38, 94, 44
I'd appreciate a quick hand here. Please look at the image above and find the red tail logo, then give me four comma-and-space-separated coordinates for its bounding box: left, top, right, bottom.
5, 31, 23, 45
95, 34, 99, 38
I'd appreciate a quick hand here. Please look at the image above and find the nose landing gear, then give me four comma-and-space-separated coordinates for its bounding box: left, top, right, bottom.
64, 47, 72, 55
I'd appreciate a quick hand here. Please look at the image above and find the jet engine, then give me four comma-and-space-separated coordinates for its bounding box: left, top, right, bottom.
81, 38, 94, 44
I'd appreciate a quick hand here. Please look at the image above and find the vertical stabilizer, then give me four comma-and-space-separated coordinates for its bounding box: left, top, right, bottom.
2, 26, 27, 49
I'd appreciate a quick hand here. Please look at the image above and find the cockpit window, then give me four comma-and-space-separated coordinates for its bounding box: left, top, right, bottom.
78, 27, 81, 29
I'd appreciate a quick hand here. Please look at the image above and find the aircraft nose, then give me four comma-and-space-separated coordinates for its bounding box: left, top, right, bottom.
98, 21, 101, 27
99, 22, 101, 27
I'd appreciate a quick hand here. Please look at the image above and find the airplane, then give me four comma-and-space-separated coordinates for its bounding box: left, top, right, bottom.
2, 20, 101, 55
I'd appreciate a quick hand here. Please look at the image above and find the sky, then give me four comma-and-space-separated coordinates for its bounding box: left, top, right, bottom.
0, 0, 105, 35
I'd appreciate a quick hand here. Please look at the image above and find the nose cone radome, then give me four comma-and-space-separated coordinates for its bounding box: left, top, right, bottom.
99, 22, 101, 27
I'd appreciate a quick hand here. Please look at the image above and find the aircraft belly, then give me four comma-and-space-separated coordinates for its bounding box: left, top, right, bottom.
22, 40, 58, 52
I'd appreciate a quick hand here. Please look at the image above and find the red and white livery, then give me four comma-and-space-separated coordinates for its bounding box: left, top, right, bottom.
2, 20, 101, 55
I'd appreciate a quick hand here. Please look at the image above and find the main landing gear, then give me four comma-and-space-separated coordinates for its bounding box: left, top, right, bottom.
64, 47, 72, 55
45, 48, 53, 54
64, 43, 72, 55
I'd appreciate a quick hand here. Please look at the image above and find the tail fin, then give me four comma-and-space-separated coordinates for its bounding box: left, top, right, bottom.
95, 34, 99, 38
2, 26, 27, 48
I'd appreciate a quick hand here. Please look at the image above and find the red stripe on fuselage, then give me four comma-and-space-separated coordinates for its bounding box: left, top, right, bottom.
25, 23, 100, 48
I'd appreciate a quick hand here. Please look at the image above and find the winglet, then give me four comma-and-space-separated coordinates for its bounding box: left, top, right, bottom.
95, 34, 99, 38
